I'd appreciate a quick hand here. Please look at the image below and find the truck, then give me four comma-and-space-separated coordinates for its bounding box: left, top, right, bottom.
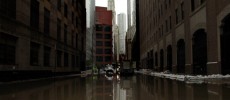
120, 60, 135, 76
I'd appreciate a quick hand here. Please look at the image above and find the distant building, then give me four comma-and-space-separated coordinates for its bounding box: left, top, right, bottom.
138, 0, 230, 75
117, 13, 127, 55
95, 7, 113, 67
86, 0, 95, 69
0, 0, 86, 77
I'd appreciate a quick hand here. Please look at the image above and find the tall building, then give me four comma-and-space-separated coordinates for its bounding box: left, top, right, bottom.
86, 0, 95, 69
0, 0, 86, 78
95, 7, 113, 67
138, 0, 230, 75
126, 0, 137, 60
117, 13, 127, 55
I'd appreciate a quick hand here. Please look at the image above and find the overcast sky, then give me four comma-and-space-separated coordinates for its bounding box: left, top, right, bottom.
95, 0, 127, 23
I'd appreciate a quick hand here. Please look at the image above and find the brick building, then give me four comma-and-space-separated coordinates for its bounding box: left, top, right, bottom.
138, 0, 230, 75
95, 7, 113, 67
0, 0, 86, 78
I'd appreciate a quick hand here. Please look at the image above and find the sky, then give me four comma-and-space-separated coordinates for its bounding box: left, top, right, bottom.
95, 0, 127, 24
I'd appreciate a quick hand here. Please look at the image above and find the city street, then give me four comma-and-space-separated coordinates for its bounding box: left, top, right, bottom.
0, 74, 230, 100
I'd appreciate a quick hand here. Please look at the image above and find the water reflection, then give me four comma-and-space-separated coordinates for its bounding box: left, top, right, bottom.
0, 75, 229, 100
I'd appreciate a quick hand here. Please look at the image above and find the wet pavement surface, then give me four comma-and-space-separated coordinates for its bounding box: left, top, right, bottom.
0, 74, 230, 100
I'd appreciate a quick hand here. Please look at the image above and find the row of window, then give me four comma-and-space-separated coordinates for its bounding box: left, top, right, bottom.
96, 48, 112, 54
96, 33, 112, 39
96, 41, 112, 47
96, 56, 112, 62
96, 25, 112, 32
30, 42, 78, 67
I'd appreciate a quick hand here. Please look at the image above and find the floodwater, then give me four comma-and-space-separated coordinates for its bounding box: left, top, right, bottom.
0, 74, 230, 100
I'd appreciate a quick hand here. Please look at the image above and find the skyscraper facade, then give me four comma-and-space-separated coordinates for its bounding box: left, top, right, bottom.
117, 13, 127, 55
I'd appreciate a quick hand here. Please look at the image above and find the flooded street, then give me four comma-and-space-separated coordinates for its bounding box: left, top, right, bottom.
0, 74, 230, 100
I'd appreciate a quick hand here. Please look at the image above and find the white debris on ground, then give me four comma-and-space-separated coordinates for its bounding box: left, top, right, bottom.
135, 69, 230, 84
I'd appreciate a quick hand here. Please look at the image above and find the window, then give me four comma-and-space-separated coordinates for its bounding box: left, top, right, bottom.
44, 8, 50, 35
191, 0, 195, 11
72, 12, 74, 22
175, 8, 179, 24
104, 26, 112, 32
0, 33, 17, 65
57, 19, 61, 41
64, 24, 67, 44
76, 34, 78, 48
30, 42, 40, 66
72, 31, 74, 46
57, 0, 61, 11
57, 50, 62, 67
30, 0, 39, 29
64, 3, 68, 18
105, 49, 111, 54
169, 16, 172, 29
96, 48, 103, 54
105, 41, 111, 47
96, 56, 103, 62
96, 33, 103, 39
96, 41, 103, 46
105, 56, 112, 62
64, 52, 69, 67
72, 55, 76, 68
0, 0, 16, 18
104, 34, 112, 39
44, 46, 51, 66
96, 25, 103, 31
165, 20, 168, 32
181, 2, 184, 20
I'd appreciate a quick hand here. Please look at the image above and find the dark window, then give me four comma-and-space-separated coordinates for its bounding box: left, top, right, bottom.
155, 52, 158, 66
30, 42, 40, 66
72, 12, 74, 22
105, 56, 112, 62
191, 0, 195, 11
57, 50, 62, 67
96, 33, 103, 39
44, 8, 50, 35
30, 0, 39, 29
76, 18, 78, 26
201, 0, 205, 4
105, 41, 111, 47
96, 56, 103, 62
72, 55, 75, 68
76, 34, 78, 48
0, 33, 17, 65
57, 19, 61, 41
64, 24, 67, 44
57, 0, 61, 11
175, 9, 179, 24
0, 0, 16, 18
96, 25, 103, 31
96, 48, 103, 54
104, 34, 112, 39
64, 52, 69, 67
104, 26, 112, 32
64, 3, 68, 18
169, 16, 172, 29
105, 49, 112, 54
96, 41, 103, 46
72, 31, 74, 46
181, 2, 184, 20
165, 20, 168, 32
44, 46, 51, 66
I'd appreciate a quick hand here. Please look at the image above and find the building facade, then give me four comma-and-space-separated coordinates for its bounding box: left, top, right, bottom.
138, 0, 230, 75
86, 0, 95, 69
117, 13, 127, 55
0, 0, 86, 77
95, 7, 113, 67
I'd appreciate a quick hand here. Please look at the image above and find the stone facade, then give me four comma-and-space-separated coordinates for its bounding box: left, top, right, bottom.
138, 0, 230, 75
0, 0, 86, 74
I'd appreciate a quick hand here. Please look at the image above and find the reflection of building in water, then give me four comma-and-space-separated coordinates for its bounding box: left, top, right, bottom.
0, 78, 87, 100
138, 75, 230, 100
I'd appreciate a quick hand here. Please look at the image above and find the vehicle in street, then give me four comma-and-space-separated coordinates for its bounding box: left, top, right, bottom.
120, 60, 135, 76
